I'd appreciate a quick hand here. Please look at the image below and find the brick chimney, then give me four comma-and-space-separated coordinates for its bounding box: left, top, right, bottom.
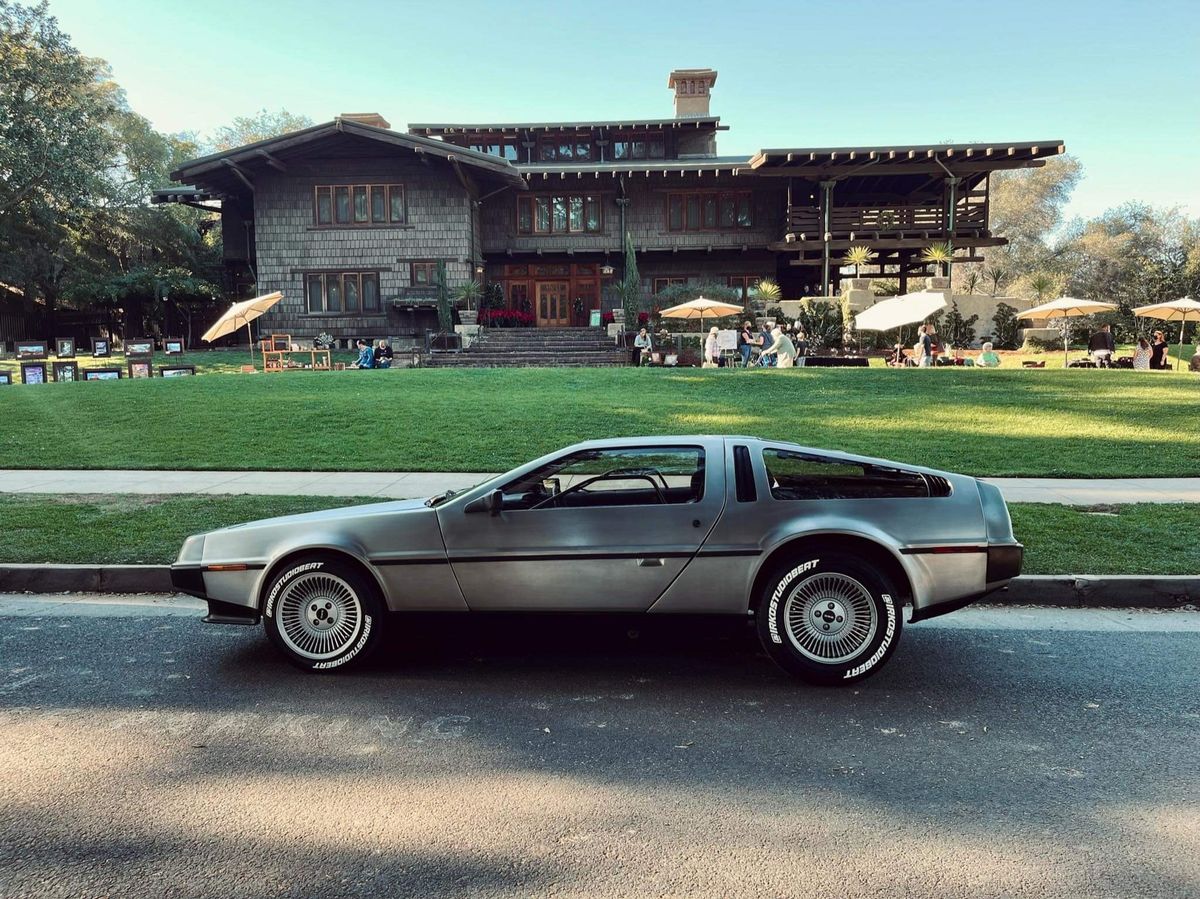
667, 69, 717, 118
337, 112, 391, 130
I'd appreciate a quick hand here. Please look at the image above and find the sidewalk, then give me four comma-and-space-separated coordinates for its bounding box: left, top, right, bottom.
0, 470, 1198, 504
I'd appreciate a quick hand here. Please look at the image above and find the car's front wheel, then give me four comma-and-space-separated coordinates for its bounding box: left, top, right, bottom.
756, 551, 902, 685
262, 556, 384, 671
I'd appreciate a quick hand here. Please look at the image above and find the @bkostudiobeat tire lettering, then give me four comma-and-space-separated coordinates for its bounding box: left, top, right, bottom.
263, 558, 383, 671
757, 552, 903, 685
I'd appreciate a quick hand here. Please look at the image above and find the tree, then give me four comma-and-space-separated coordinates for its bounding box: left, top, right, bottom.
986, 155, 1083, 271
614, 231, 642, 329
209, 109, 313, 152
434, 260, 452, 332
941, 300, 980, 347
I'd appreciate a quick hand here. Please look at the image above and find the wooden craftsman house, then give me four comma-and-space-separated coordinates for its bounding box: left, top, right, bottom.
157, 69, 1062, 341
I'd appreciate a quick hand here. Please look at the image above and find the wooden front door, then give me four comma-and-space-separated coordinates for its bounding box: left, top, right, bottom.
536, 281, 570, 327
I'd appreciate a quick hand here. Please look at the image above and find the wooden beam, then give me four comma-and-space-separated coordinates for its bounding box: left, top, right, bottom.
772, 236, 1008, 252
256, 150, 288, 173
748, 160, 1048, 178
221, 159, 255, 193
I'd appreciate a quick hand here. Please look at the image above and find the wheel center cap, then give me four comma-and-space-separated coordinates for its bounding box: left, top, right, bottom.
811, 599, 848, 635
307, 598, 338, 629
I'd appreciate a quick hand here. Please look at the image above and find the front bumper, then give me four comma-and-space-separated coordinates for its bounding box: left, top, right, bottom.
170, 564, 261, 626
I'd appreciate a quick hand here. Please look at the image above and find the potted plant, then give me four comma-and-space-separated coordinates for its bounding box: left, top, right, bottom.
455, 279, 483, 326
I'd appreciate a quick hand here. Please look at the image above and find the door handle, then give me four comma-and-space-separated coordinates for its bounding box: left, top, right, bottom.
636, 557, 665, 567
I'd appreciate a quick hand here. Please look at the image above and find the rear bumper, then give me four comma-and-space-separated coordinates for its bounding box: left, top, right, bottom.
909, 542, 1023, 623
170, 564, 207, 599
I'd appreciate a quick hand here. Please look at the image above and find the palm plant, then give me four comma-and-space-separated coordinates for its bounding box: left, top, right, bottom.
921, 242, 954, 277
961, 270, 981, 295
984, 266, 1010, 297
1028, 272, 1060, 302
454, 279, 483, 311
753, 278, 781, 311
841, 245, 877, 276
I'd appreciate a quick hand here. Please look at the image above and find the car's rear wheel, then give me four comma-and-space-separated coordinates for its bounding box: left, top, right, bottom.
262, 557, 384, 671
756, 551, 902, 685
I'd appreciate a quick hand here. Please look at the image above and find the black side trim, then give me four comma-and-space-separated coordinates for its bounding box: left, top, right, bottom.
203, 598, 261, 626
899, 545, 987, 555
909, 583, 1006, 623
698, 548, 762, 558
170, 565, 206, 599
451, 551, 697, 563
372, 556, 452, 566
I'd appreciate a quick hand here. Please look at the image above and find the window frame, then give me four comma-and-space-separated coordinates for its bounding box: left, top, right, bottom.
499, 444, 708, 512
313, 184, 406, 228
517, 193, 605, 235
304, 271, 382, 316
762, 447, 931, 502
665, 191, 754, 232
410, 261, 437, 287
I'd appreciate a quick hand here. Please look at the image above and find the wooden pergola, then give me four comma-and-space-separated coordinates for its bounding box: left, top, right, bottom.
743, 141, 1065, 293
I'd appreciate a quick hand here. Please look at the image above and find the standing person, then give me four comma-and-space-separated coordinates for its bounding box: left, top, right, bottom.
738, 320, 756, 367
1132, 337, 1152, 371
1088, 324, 1115, 367
704, 326, 721, 367
375, 339, 393, 369
633, 327, 653, 365
918, 324, 934, 367
758, 321, 776, 367
794, 328, 808, 359
765, 326, 796, 368
1149, 330, 1170, 369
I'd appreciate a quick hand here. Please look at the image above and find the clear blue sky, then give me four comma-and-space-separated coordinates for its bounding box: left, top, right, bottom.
46, 0, 1198, 222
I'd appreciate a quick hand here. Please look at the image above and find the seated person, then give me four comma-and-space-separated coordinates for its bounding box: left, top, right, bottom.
375, 339, 393, 369
350, 338, 375, 369
886, 343, 909, 368
633, 328, 653, 365
976, 342, 1002, 368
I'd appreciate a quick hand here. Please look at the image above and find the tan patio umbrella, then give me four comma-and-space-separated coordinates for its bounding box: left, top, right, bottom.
1017, 297, 1117, 367
200, 292, 284, 367
658, 297, 745, 364
1133, 296, 1200, 371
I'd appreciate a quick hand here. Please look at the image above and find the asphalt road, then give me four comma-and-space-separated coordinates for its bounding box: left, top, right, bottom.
1, 596, 1197, 899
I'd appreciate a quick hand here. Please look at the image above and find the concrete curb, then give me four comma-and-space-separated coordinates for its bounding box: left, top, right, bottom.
0, 566, 1197, 610
0, 564, 174, 595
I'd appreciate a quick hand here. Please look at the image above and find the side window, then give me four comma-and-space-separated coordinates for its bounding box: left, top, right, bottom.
763, 449, 928, 501
502, 447, 706, 510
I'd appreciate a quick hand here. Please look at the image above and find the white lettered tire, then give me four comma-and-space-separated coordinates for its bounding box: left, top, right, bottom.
756, 551, 902, 685
262, 556, 384, 672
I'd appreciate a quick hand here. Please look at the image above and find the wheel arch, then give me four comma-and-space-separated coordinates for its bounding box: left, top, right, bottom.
256, 544, 387, 613
748, 533, 914, 612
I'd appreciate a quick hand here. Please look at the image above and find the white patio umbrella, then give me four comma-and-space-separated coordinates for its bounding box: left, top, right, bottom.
1133, 296, 1200, 371
854, 291, 948, 332
200, 292, 284, 367
1017, 297, 1117, 368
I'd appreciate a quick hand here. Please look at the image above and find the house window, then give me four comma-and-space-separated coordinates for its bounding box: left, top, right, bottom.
314, 184, 405, 227
411, 261, 437, 287
538, 136, 593, 162
517, 194, 603, 234
667, 192, 753, 232
728, 276, 764, 301
305, 272, 381, 314
653, 277, 687, 294
612, 134, 665, 160
470, 140, 520, 161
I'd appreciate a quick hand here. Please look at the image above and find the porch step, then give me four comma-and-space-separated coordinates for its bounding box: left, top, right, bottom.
427, 326, 629, 368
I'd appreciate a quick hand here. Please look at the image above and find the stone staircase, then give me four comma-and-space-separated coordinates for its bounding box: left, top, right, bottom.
425, 327, 629, 368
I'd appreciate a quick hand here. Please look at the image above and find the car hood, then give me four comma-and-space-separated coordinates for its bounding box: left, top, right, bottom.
219, 497, 430, 532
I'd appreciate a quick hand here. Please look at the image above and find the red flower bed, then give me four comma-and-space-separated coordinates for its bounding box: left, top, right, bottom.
480, 309, 536, 327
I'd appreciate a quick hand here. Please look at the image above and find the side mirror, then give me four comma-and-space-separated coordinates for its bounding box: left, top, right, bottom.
465, 488, 504, 516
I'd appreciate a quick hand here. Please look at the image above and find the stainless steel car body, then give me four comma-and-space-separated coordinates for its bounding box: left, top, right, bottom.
172, 436, 1021, 623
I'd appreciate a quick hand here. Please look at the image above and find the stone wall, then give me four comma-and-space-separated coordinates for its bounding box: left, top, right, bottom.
252, 155, 475, 339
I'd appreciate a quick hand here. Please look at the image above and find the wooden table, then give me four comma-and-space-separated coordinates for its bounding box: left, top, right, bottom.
263, 348, 332, 372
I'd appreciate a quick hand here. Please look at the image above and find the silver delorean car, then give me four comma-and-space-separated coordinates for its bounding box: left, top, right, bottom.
171, 436, 1022, 684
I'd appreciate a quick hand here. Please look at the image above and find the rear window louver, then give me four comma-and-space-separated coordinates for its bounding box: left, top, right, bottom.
924, 474, 952, 497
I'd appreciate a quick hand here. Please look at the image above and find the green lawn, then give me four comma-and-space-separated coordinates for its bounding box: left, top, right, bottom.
1, 494, 1195, 575
1, 364, 1198, 477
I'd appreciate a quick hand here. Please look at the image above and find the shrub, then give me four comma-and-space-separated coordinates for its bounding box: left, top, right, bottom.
941, 300, 980, 347
991, 303, 1021, 349
479, 308, 535, 327
792, 301, 843, 351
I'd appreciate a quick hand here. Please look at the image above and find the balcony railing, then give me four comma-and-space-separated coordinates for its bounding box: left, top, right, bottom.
787, 200, 987, 238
